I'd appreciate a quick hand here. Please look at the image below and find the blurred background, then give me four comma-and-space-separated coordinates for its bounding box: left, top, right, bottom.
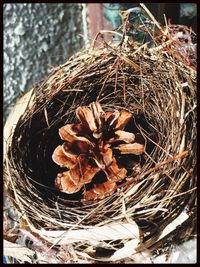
3, 2, 197, 120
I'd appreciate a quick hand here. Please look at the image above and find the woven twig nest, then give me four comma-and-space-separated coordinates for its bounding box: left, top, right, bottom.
4, 29, 196, 262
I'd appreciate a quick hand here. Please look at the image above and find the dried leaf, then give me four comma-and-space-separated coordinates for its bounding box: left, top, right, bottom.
52, 145, 77, 168
109, 239, 139, 261
116, 143, 144, 155
108, 130, 135, 144
76, 106, 97, 132
3, 239, 35, 263
158, 211, 189, 241
34, 222, 140, 245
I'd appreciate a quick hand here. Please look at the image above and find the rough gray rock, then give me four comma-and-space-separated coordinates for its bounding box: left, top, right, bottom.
3, 3, 85, 121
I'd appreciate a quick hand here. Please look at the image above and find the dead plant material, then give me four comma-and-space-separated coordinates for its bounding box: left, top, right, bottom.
52, 101, 145, 201
4, 6, 196, 263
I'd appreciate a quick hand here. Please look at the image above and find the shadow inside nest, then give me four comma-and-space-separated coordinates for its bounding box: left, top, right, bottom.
10, 87, 158, 205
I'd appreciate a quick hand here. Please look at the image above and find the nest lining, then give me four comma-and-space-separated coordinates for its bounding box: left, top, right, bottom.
4, 40, 196, 251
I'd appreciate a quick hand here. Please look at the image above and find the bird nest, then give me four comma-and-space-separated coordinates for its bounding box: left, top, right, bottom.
4, 25, 197, 262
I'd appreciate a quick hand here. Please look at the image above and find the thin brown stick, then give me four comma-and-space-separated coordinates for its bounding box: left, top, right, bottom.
91, 30, 123, 50
114, 57, 120, 94
118, 59, 126, 102
97, 57, 118, 100
140, 3, 164, 33
116, 150, 189, 190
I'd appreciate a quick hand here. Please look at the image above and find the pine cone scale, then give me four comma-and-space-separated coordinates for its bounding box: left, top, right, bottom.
59, 125, 93, 146
106, 158, 127, 182
76, 106, 97, 132
108, 130, 135, 144
90, 102, 105, 129
55, 172, 81, 193
52, 145, 77, 168
101, 145, 113, 167
116, 143, 144, 155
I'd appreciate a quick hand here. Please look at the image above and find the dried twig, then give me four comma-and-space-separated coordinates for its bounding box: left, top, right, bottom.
116, 151, 189, 190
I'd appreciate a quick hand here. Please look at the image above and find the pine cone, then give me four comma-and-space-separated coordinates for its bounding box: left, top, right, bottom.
52, 102, 144, 201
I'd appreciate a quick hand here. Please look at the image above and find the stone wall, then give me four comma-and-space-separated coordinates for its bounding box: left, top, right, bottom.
4, 3, 86, 120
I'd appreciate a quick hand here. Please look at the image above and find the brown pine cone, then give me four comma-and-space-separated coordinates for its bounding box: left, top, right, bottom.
52, 102, 144, 201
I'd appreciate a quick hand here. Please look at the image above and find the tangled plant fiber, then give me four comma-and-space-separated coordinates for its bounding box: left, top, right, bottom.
4, 15, 196, 262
